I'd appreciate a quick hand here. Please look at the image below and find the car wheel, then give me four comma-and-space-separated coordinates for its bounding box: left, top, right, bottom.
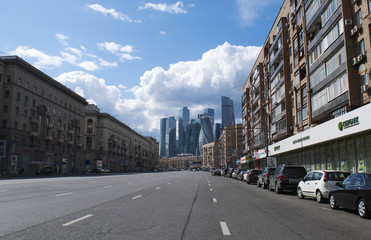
275, 183, 282, 194
316, 190, 323, 203
329, 194, 338, 209
358, 198, 370, 218
297, 187, 304, 199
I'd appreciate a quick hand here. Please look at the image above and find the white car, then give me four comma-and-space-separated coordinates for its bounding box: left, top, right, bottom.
297, 170, 350, 203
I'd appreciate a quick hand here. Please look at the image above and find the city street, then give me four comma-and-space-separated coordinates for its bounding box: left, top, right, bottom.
0, 171, 370, 240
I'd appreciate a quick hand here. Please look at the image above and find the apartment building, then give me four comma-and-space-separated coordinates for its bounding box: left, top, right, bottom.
217, 124, 243, 168
201, 141, 219, 169
85, 104, 158, 172
0, 56, 87, 174
242, 0, 371, 173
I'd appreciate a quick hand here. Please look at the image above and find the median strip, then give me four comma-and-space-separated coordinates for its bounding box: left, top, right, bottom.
63, 214, 93, 227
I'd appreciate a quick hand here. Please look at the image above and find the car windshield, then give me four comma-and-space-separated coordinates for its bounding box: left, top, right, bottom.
327, 172, 350, 181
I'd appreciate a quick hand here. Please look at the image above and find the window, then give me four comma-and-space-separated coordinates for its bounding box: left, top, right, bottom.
2, 120, 7, 128
33, 86, 37, 93
32, 99, 36, 107
321, 0, 341, 26
3, 105, 9, 113
26, 82, 29, 89
17, 78, 21, 85
5, 90, 10, 98
297, 7, 303, 23
6, 76, 11, 82
306, 0, 324, 25
353, 10, 363, 26
16, 92, 20, 101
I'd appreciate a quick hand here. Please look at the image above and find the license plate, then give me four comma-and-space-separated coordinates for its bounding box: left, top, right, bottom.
289, 179, 299, 184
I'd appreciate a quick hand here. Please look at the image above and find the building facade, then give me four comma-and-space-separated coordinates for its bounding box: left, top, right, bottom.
241, 0, 371, 172
0, 56, 87, 174
202, 141, 219, 169
217, 124, 243, 168
85, 104, 158, 172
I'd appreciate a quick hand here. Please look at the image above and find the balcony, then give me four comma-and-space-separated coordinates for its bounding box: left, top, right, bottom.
67, 130, 74, 135
45, 136, 53, 141
30, 131, 38, 137
67, 141, 73, 145
30, 119, 38, 125
57, 138, 64, 144
57, 127, 64, 132
46, 123, 54, 129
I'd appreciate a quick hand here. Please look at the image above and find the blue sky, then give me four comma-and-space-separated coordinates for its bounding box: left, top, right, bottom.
1, 0, 283, 140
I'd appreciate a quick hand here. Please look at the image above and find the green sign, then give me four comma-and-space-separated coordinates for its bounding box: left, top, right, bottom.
274, 146, 280, 151
338, 117, 359, 131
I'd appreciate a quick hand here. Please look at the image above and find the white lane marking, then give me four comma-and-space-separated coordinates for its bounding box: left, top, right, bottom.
0, 190, 9, 193
320, 207, 330, 211
156, 187, 161, 190
63, 214, 94, 227
103, 185, 112, 188
51, 184, 64, 187
212, 198, 217, 203
132, 195, 142, 200
168, 183, 171, 185
220, 222, 231, 236
56, 192, 73, 197
208, 184, 211, 187
128, 182, 133, 184
210, 189, 213, 192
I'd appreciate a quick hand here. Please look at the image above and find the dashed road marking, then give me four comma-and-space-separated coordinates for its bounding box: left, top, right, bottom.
63, 214, 93, 227
208, 184, 211, 187
168, 183, 171, 185
220, 221, 231, 235
56, 192, 73, 197
128, 182, 133, 184
103, 185, 112, 188
210, 189, 213, 192
132, 195, 142, 200
212, 198, 217, 203
156, 187, 161, 190
0, 190, 9, 193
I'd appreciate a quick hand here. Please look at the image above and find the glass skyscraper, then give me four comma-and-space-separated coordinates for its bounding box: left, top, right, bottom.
178, 107, 190, 154
221, 96, 235, 129
185, 119, 201, 155
198, 114, 214, 154
160, 118, 167, 157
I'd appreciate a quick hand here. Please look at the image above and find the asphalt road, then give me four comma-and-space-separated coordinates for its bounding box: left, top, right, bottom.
0, 171, 370, 240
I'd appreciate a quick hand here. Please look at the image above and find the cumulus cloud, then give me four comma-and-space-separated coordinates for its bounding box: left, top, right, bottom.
55, 33, 69, 47
11, 36, 118, 71
87, 4, 141, 23
55, 42, 261, 139
97, 41, 141, 62
139, 1, 189, 14
236, 0, 277, 27
10, 46, 63, 69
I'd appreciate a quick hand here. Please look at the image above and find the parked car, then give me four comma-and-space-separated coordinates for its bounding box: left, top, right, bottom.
232, 169, 244, 179
244, 169, 262, 184
226, 168, 236, 178
269, 165, 307, 194
36, 167, 54, 175
329, 173, 371, 218
257, 167, 276, 189
211, 169, 221, 176
297, 170, 350, 203
237, 170, 246, 181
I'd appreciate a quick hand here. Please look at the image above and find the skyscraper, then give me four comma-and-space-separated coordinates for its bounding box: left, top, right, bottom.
160, 118, 167, 157
166, 117, 176, 158
221, 96, 235, 129
178, 107, 190, 154
203, 108, 214, 126
214, 123, 222, 141
185, 119, 201, 155
198, 114, 214, 155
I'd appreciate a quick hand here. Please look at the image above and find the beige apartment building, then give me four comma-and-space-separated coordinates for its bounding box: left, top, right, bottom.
201, 141, 219, 169
85, 104, 158, 172
217, 124, 243, 168
242, 0, 371, 173
0, 56, 87, 174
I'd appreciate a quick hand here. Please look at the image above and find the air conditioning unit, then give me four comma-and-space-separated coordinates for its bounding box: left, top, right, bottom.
308, 32, 314, 40
357, 53, 365, 63
350, 25, 358, 36
361, 85, 368, 92
344, 19, 353, 26
289, 90, 293, 95
293, 24, 297, 30
352, 57, 358, 66
299, 50, 304, 58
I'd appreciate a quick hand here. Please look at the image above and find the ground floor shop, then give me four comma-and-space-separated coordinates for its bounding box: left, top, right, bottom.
245, 103, 371, 173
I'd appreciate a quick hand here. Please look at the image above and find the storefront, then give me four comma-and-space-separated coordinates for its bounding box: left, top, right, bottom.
255, 103, 371, 173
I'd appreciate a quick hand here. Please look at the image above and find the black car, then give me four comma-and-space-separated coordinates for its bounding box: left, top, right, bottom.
257, 167, 276, 189
329, 173, 371, 218
269, 165, 307, 194
245, 169, 262, 184
36, 167, 53, 175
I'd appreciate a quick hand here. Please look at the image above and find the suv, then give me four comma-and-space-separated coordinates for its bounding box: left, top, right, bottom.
244, 169, 262, 184
297, 170, 350, 203
257, 167, 276, 189
269, 165, 307, 194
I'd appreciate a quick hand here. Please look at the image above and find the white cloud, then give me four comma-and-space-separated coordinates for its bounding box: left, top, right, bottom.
10, 46, 63, 69
78, 61, 99, 71
139, 1, 189, 14
99, 58, 118, 67
97, 41, 141, 62
87, 4, 141, 23
55, 34, 69, 47
55, 42, 260, 139
236, 0, 277, 27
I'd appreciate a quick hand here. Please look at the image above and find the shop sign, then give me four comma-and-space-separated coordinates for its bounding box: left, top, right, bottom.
0, 140, 5, 158
338, 117, 359, 131
358, 159, 366, 173
293, 136, 310, 145
274, 146, 280, 151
